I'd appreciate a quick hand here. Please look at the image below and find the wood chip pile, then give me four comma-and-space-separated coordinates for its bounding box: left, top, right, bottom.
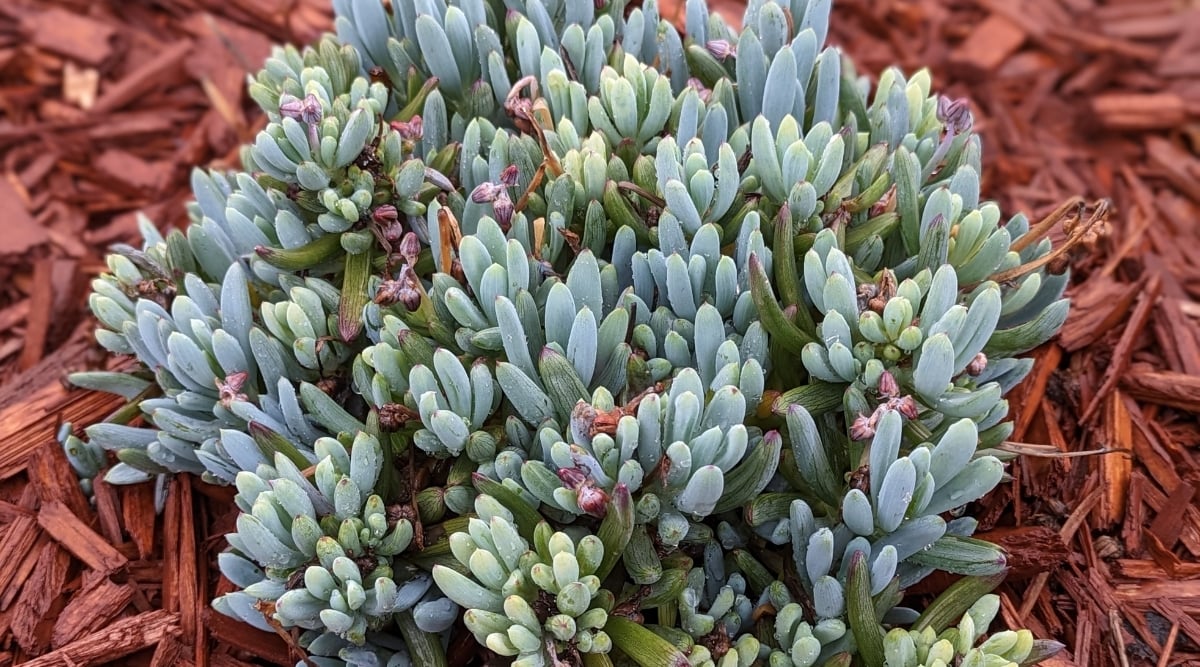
0, 0, 1198, 665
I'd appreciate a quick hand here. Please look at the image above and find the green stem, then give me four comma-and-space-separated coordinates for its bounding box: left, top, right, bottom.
394, 609, 448, 667
604, 617, 689, 667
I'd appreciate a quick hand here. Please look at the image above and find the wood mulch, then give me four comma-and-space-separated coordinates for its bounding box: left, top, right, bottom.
0, 0, 1198, 666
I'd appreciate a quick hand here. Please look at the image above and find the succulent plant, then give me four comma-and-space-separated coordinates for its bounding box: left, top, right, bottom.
882, 594, 1064, 667
67, 0, 1074, 665
211, 432, 459, 648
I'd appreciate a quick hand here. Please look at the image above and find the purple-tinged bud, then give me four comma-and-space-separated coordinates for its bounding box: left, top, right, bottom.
374, 279, 404, 306
372, 204, 399, 226
492, 189, 514, 230
390, 115, 423, 140
373, 205, 405, 243
470, 181, 503, 203
966, 352, 988, 376
577, 482, 610, 519
557, 467, 588, 489
499, 164, 520, 187
216, 371, 249, 408
375, 265, 421, 311
398, 286, 421, 311
299, 93, 323, 126
849, 413, 875, 441
936, 95, 972, 135
398, 232, 421, 266
893, 395, 921, 421
686, 77, 713, 104
706, 39, 736, 60
878, 370, 899, 398
278, 93, 304, 120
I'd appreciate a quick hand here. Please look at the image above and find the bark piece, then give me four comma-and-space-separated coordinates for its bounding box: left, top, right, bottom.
37, 500, 128, 573
10, 542, 71, 654
0, 178, 48, 256
19, 8, 118, 66
949, 14, 1027, 73
21, 609, 178, 667
52, 577, 137, 649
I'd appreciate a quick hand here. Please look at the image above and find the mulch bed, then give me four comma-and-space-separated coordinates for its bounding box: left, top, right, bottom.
0, 0, 1198, 665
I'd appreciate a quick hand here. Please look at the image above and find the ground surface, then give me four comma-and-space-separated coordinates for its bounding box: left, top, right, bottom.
0, 0, 1198, 665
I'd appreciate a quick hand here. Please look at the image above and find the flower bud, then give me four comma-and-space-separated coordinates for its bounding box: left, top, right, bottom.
278, 93, 304, 119
499, 164, 520, 187
577, 482, 610, 519
390, 115, 423, 140
686, 77, 712, 104
966, 352, 988, 376
398, 231, 421, 265
706, 39, 736, 59
371, 204, 399, 226
893, 395, 921, 420
216, 371, 249, 408
849, 413, 875, 441
878, 370, 899, 398
492, 189, 514, 230
378, 265, 421, 311
298, 93, 323, 125
470, 181, 504, 203
556, 466, 588, 489
937, 95, 972, 135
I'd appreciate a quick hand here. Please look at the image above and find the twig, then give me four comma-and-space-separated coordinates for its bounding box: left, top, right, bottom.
985, 198, 1112, 286
1155, 621, 1179, 667
1010, 195, 1084, 254
999, 441, 1128, 458
254, 601, 321, 667
617, 181, 666, 209
1109, 608, 1130, 667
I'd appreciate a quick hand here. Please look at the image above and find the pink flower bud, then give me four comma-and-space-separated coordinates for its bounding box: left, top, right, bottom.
278, 93, 304, 120
556, 467, 588, 489
372, 204, 399, 226
577, 483, 610, 519
398, 232, 421, 265
492, 189, 514, 230
470, 181, 503, 203
849, 413, 875, 441
299, 93, 323, 126
687, 77, 712, 104
966, 352, 988, 376
375, 265, 422, 311
706, 40, 736, 60
936, 95, 972, 135
878, 370, 899, 398
390, 115, 423, 140
894, 395, 921, 421
499, 164, 520, 187
216, 371, 250, 408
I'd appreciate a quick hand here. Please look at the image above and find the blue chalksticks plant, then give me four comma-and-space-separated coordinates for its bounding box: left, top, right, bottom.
67, 0, 1074, 665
